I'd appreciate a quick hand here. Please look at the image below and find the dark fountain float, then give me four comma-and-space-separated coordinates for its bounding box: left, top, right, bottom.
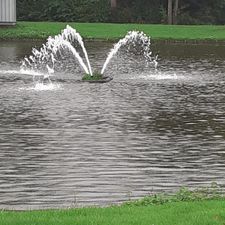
82, 73, 113, 83
21, 25, 157, 85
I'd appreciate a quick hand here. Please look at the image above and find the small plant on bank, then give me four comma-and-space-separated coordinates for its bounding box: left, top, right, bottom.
123, 182, 223, 206
82, 72, 103, 81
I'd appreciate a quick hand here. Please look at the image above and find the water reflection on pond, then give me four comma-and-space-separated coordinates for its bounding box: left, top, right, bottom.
0, 40, 225, 210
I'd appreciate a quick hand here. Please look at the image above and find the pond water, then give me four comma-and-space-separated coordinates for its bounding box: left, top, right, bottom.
0, 40, 225, 210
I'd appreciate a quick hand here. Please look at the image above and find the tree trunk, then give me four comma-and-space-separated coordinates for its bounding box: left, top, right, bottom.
168, 0, 173, 24
111, 0, 117, 8
173, 0, 179, 24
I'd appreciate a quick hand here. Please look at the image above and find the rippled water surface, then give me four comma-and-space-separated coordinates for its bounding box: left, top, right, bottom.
1, 40, 225, 210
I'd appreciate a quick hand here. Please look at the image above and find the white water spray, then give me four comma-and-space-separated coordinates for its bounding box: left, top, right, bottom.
62, 25, 93, 75
22, 26, 157, 84
22, 25, 92, 76
101, 31, 157, 74
47, 36, 90, 74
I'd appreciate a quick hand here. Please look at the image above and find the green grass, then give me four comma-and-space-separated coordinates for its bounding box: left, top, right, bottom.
1, 22, 225, 41
1, 200, 225, 225
1, 186, 225, 225
82, 73, 103, 81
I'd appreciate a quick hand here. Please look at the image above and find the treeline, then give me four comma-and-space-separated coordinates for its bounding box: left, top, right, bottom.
17, 0, 225, 25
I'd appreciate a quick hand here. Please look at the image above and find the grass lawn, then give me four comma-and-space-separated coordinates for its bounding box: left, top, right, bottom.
1, 22, 225, 41
1, 187, 225, 225
1, 200, 225, 225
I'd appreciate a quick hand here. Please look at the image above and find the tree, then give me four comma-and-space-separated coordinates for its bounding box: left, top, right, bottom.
167, 0, 179, 24
111, 0, 117, 8
168, 0, 173, 24
16, 0, 225, 25
173, 0, 179, 24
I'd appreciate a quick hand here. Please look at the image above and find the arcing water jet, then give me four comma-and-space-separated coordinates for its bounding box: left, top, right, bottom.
22, 26, 157, 83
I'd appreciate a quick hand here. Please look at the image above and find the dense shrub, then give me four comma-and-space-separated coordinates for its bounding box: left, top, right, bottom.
17, 0, 110, 22
17, 0, 225, 25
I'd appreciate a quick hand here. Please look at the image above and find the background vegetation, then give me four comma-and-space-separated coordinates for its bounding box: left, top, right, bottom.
17, 0, 225, 25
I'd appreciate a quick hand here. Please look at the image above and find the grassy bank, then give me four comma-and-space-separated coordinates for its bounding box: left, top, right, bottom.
1, 22, 225, 41
1, 200, 225, 225
1, 187, 225, 225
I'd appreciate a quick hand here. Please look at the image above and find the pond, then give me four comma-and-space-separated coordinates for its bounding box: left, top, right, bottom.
0, 40, 225, 210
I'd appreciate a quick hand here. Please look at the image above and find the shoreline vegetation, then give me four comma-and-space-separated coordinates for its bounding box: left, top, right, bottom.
1, 22, 225, 42
1, 186, 225, 225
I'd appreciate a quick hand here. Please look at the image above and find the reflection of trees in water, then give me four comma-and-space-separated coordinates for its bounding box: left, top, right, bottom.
153, 42, 225, 60
0, 99, 50, 128
110, 82, 225, 138
0, 97, 50, 170
0, 98, 74, 208
0, 41, 41, 62
106, 82, 225, 196
0, 94, 54, 177
149, 85, 225, 138
107, 81, 225, 161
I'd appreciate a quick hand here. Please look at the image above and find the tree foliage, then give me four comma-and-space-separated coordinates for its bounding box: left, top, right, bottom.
17, 0, 225, 25
17, 0, 110, 22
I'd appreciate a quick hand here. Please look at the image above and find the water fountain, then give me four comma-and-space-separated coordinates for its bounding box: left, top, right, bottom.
2, 25, 225, 211
22, 25, 157, 84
